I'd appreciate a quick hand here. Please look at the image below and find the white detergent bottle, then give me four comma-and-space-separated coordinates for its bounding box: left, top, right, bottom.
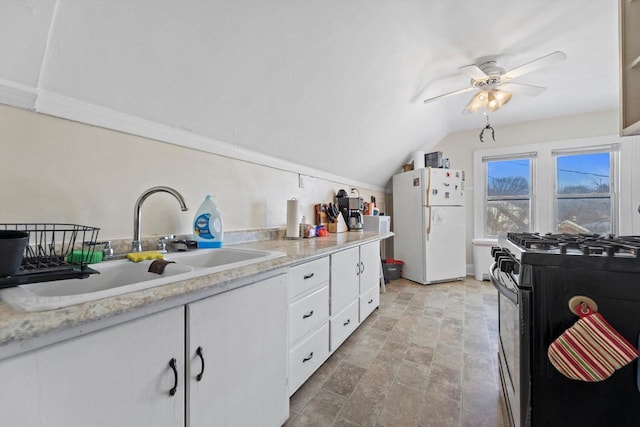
193, 195, 224, 248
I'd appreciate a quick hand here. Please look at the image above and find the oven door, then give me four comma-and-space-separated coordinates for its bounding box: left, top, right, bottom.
491, 262, 531, 427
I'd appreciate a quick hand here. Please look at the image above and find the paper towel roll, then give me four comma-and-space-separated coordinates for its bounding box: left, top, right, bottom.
286, 198, 300, 238
412, 150, 425, 169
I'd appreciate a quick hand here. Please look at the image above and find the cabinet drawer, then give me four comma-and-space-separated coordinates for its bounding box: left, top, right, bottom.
359, 285, 380, 323
289, 323, 329, 395
289, 286, 329, 346
288, 257, 330, 301
330, 300, 359, 352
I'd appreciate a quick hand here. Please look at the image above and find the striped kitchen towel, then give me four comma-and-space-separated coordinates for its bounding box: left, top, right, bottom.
548, 306, 639, 382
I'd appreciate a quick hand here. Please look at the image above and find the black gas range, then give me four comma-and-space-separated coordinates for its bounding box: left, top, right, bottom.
491, 232, 640, 427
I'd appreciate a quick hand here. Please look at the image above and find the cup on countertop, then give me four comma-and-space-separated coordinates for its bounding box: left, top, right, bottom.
0, 230, 29, 277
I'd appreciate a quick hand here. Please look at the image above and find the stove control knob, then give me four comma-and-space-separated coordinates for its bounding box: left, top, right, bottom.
498, 258, 515, 274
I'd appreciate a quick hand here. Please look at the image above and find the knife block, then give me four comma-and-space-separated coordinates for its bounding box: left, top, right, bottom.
328, 215, 348, 233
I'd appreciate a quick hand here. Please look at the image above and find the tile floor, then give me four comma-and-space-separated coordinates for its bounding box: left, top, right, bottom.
285, 277, 507, 427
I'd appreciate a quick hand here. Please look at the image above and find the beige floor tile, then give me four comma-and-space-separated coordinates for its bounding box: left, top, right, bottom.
376, 383, 425, 427
323, 362, 368, 396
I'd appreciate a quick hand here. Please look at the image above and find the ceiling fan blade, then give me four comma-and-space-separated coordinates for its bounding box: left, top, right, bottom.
503, 51, 567, 80
459, 64, 488, 80
499, 82, 546, 96
423, 86, 475, 104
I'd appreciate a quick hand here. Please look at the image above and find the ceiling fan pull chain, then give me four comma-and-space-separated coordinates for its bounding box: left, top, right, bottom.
479, 114, 496, 142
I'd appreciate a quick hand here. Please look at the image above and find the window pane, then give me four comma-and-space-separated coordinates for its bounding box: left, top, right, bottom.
557, 152, 610, 194
556, 198, 611, 234
486, 200, 531, 235
487, 159, 530, 196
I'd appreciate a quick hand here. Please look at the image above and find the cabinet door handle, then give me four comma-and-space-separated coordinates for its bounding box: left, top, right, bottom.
343, 318, 351, 326
303, 273, 314, 280
360, 261, 365, 274
302, 310, 314, 319
356, 263, 361, 276
368, 298, 374, 304
196, 346, 205, 381
168, 358, 178, 396
303, 352, 314, 363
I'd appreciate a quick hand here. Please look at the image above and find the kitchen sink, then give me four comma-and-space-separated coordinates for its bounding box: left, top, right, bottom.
164, 247, 284, 269
0, 247, 285, 312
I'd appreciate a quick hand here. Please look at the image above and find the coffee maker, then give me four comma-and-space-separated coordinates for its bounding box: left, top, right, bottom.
336, 189, 364, 231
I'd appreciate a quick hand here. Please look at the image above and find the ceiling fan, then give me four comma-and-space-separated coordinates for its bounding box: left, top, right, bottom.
423, 51, 567, 113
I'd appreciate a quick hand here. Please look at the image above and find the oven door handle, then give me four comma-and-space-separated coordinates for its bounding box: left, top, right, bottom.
490, 262, 518, 304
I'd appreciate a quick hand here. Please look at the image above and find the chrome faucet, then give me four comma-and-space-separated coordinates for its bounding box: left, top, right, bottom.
132, 186, 188, 252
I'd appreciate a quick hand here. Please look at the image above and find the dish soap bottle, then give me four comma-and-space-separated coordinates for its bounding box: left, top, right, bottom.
193, 195, 224, 248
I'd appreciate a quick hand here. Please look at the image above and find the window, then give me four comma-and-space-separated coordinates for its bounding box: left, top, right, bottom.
474, 137, 624, 239
554, 149, 615, 234
484, 155, 533, 236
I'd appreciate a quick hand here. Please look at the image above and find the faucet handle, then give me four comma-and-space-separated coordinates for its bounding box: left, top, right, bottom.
157, 235, 176, 252
85, 241, 114, 259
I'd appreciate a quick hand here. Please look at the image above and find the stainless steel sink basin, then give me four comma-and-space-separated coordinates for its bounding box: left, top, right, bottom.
0, 247, 285, 312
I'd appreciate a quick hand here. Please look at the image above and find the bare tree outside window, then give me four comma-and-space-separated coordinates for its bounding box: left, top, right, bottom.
555, 152, 612, 235
485, 159, 532, 236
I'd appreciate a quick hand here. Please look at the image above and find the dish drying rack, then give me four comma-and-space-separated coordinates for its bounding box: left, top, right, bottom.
0, 223, 101, 288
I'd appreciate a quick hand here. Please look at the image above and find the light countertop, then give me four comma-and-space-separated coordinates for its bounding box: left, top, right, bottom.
0, 231, 393, 358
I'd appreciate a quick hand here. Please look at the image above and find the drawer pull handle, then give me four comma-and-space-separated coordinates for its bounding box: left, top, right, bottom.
302, 310, 314, 319
196, 346, 205, 381
368, 298, 374, 304
168, 358, 178, 396
303, 273, 315, 280
343, 319, 351, 326
303, 352, 314, 363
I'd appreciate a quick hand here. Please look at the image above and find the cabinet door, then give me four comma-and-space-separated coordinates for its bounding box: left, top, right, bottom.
0, 306, 185, 427
330, 247, 360, 315
359, 240, 381, 293
188, 275, 288, 427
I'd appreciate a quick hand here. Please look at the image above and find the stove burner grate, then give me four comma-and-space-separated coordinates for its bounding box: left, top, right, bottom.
506, 232, 640, 258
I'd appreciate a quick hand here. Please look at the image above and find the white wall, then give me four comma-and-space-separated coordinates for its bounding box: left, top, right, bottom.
430, 109, 640, 265
0, 105, 387, 243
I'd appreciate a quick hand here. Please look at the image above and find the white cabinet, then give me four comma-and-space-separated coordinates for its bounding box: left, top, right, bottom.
329, 240, 381, 352
0, 275, 289, 427
0, 306, 185, 427
330, 247, 360, 316
620, 0, 640, 135
287, 257, 330, 395
358, 240, 381, 322
188, 274, 288, 427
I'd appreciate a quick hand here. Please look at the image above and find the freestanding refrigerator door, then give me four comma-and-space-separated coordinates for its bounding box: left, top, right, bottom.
392, 169, 427, 284
424, 206, 466, 283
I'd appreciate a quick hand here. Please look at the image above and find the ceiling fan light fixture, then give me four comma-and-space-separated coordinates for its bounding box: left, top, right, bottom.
486, 90, 512, 112
465, 90, 489, 113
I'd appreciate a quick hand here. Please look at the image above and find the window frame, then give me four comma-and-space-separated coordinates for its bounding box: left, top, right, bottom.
483, 153, 536, 237
552, 145, 619, 235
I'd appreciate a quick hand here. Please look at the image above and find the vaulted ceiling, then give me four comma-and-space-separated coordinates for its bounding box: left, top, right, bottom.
0, 1, 619, 188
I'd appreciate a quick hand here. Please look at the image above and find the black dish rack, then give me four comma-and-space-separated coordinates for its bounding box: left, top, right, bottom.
0, 223, 101, 288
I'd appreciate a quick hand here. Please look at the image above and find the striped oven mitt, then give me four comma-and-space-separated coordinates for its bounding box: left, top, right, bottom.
548, 304, 639, 382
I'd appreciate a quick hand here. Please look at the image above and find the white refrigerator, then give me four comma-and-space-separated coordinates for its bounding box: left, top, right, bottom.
392, 167, 466, 284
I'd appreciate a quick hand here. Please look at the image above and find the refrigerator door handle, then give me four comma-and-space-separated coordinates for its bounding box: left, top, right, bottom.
426, 206, 432, 236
